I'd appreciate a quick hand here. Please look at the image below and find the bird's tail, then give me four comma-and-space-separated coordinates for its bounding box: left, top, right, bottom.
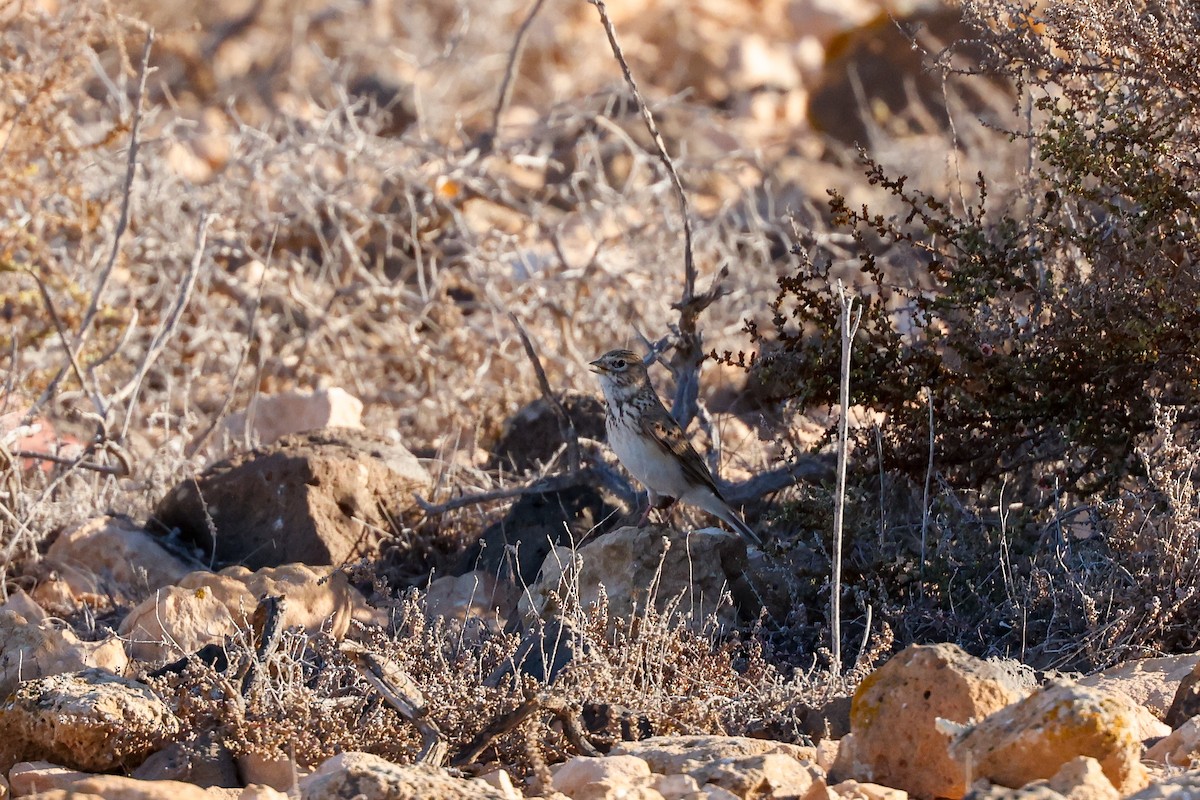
710, 500, 762, 548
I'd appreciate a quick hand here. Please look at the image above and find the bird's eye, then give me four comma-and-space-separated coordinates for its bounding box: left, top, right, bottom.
614, 359, 626, 369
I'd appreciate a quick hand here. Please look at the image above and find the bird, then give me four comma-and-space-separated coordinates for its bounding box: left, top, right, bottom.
589, 348, 762, 547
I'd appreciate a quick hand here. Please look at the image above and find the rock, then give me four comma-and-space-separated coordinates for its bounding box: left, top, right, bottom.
0, 589, 48, 622
552, 755, 653, 796
0, 610, 128, 698
491, 392, 606, 472
222, 387, 364, 446
38, 515, 199, 606
0, 668, 179, 772
1166, 660, 1200, 728
18, 775, 215, 800
521, 526, 758, 631
832, 643, 1026, 798
119, 564, 380, 662
1080, 654, 1200, 722
1144, 714, 1200, 767
8, 761, 91, 795
458, 485, 621, 588
1125, 770, 1200, 799
298, 752, 510, 799
949, 681, 1149, 795
832, 780, 908, 800
237, 753, 295, 792
612, 735, 817, 776
702, 753, 825, 799
424, 570, 518, 629
964, 781, 1067, 800
653, 773, 701, 800
131, 730, 239, 788
154, 428, 430, 569
1045, 756, 1119, 800
478, 769, 520, 800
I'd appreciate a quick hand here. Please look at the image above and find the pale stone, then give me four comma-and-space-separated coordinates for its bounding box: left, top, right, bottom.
950, 681, 1149, 795
299, 752, 509, 800
653, 772, 701, 800
1046, 756, 1119, 800
815, 739, 840, 772
1125, 770, 1200, 799
833, 643, 1026, 798
0, 669, 179, 772
235, 753, 296, 793
552, 755, 652, 796
40, 516, 197, 605
7, 761, 90, 796
1079, 655, 1200, 721
612, 735, 817, 775
478, 769, 520, 800
425, 570, 517, 627
0, 611, 128, 698
20, 775, 212, 800
119, 564, 382, 662
1144, 714, 1200, 767
0, 589, 48, 622
833, 779, 909, 800
223, 387, 364, 446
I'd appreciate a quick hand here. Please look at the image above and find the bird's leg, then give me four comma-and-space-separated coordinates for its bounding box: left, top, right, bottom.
639, 491, 676, 527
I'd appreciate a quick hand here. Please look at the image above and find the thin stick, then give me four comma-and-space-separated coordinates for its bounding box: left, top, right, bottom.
831, 280, 863, 674
76, 29, 154, 350
27, 29, 155, 426
116, 213, 209, 440
486, 0, 548, 150
509, 312, 580, 472
920, 388, 935, 595
587, 0, 721, 430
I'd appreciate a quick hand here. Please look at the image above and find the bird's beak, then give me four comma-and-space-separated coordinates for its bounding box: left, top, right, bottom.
588, 358, 606, 374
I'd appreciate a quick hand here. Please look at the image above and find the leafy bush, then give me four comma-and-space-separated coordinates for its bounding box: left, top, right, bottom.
730, 0, 1199, 500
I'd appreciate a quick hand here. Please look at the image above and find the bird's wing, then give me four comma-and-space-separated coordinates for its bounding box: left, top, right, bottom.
639, 405, 723, 497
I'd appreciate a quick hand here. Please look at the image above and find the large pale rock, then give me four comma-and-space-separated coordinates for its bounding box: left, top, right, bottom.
19, 775, 223, 800
1144, 714, 1200, 767
37, 516, 198, 606
155, 428, 430, 569
298, 752, 510, 800
223, 387, 364, 446
1079, 654, 1200, 721
0, 669, 178, 772
1125, 770, 1200, 799
425, 570, 517, 629
949, 681, 1149, 795
119, 564, 380, 662
8, 761, 91, 795
552, 754, 654, 797
1045, 756, 1119, 800
832, 644, 1026, 799
832, 780, 908, 800
522, 526, 758, 631
613, 736, 817, 775
0, 611, 128, 698
611, 736, 826, 798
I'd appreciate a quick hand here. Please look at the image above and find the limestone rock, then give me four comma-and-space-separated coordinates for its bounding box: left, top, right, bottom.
20, 775, 217, 800
298, 752, 510, 800
223, 387, 364, 446
1125, 770, 1200, 799
833, 643, 1026, 799
425, 570, 518, 629
1045, 756, 1119, 800
1144, 714, 1200, 767
0, 669, 179, 772
0, 611, 128, 698
964, 781, 1067, 800
949, 681, 1149, 795
8, 761, 91, 796
613, 736, 817, 776
155, 428, 430, 569
522, 526, 758, 631
832, 780, 908, 800
552, 754, 653, 797
1079, 654, 1200, 722
36, 516, 199, 607
119, 563, 380, 662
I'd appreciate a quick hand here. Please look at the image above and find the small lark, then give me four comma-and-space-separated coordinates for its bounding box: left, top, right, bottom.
590, 349, 761, 546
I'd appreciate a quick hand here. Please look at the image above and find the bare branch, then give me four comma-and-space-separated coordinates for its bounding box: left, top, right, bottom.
509, 312, 580, 473
484, 0, 549, 151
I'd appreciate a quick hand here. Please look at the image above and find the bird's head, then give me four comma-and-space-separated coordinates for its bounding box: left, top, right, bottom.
589, 349, 648, 395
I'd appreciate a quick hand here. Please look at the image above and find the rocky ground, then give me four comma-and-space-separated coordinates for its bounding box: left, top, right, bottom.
3, 0, 1200, 798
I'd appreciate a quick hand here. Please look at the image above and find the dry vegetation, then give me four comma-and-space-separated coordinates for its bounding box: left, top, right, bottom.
1, 0, 1198, 775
